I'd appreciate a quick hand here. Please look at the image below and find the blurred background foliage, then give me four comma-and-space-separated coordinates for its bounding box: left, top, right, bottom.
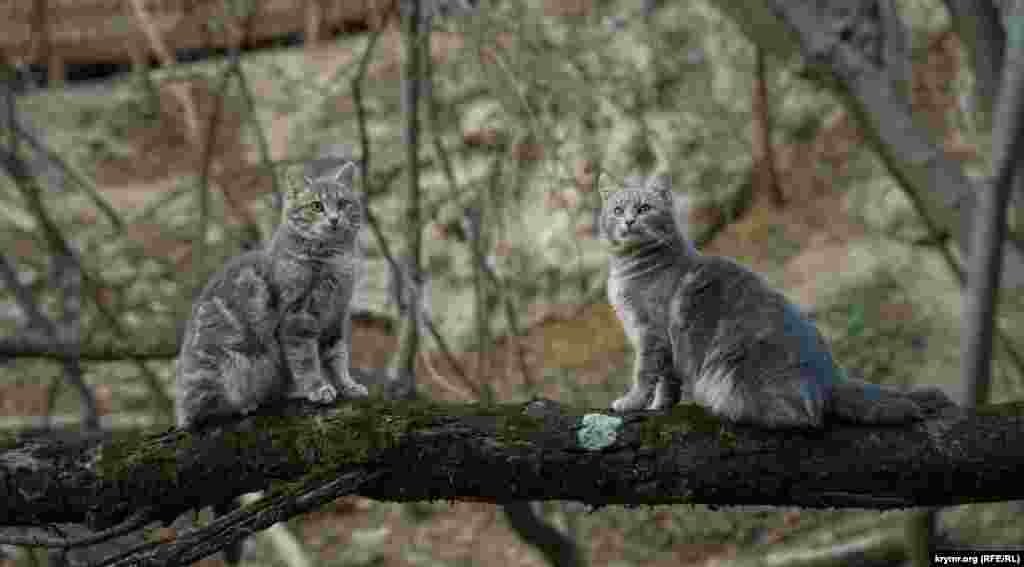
0, 0, 1022, 565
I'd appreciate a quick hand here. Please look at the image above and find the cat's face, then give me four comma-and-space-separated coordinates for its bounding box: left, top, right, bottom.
284, 160, 363, 240
599, 175, 677, 253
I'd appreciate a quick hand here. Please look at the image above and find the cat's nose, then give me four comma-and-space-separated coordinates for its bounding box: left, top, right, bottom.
329, 216, 340, 228
625, 218, 635, 227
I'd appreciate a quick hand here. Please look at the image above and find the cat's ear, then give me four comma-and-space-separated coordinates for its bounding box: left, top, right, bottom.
623, 174, 645, 188
646, 172, 672, 201
324, 160, 358, 187
282, 164, 304, 199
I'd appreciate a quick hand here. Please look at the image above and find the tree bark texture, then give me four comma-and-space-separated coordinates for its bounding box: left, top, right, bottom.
0, 395, 1018, 534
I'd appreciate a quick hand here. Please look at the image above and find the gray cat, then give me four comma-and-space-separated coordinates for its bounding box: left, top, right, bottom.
176, 156, 369, 429
601, 173, 949, 428
174, 156, 370, 563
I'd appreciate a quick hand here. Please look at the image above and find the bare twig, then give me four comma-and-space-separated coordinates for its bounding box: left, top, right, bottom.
48, 252, 93, 431
350, 7, 477, 401
422, 38, 536, 392
349, 24, 477, 397
128, 0, 201, 145
191, 0, 261, 280
232, 57, 280, 219
0, 79, 99, 432
752, 45, 784, 207
0, 254, 51, 332
193, 63, 235, 286
940, 0, 1004, 133
386, 0, 427, 400
0, 510, 154, 549
9, 120, 123, 232
92, 471, 380, 567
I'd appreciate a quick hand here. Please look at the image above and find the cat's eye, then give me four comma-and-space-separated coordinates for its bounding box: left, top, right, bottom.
637, 204, 651, 214
613, 206, 624, 215
311, 201, 324, 212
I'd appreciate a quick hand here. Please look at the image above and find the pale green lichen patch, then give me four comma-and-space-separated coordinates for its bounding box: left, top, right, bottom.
577, 413, 623, 450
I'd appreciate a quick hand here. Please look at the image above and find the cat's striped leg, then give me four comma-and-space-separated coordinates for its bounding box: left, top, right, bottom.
323, 314, 368, 398
281, 312, 337, 403
649, 370, 684, 410
613, 333, 673, 412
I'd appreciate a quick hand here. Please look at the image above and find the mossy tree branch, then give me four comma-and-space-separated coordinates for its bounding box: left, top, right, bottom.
0, 395, 1019, 536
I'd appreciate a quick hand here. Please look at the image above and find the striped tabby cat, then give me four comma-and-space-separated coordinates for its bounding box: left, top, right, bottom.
176, 156, 369, 429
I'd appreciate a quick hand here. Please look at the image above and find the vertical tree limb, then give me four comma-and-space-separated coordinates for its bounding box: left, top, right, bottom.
128, 0, 201, 146
0, 75, 99, 433
350, 24, 478, 399
751, 45, 784, 207
940, 0, 1004, 134
960, 9, 1024, 407
388, 0, 426, 400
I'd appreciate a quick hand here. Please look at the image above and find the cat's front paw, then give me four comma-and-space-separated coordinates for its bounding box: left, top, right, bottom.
339, 381, 369, 399
306, 382, 338, 404
612, 392, 649, 412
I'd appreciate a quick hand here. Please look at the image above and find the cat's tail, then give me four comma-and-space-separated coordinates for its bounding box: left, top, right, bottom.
830, 379, 952, 424
175, 371, 238, 428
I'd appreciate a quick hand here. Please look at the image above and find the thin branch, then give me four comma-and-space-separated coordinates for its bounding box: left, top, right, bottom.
0, 510, 154, 549
940, 0, 1004, 133
387, 0, 427, 400
193, 63, 235, 287
752, 45, 784, 207
1, 150, 79, 263
128, 0, 201, 145
92, 471, 381, 567
10, 120, 123, 232
0, 254, 52, 333
351, 21, 478, 398
232, 56, 280, 218
413, 33, 577, 560
49, 251, 95, 431
421, 41, 536, 392
0, 82, 99, 432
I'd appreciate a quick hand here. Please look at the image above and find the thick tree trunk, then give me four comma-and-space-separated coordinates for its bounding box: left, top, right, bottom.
0, 394, 1017, 534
